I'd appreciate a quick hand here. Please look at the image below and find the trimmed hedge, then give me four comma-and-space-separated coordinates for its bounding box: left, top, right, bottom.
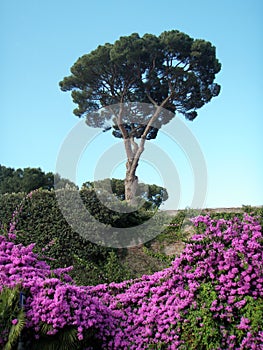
0, 190, 131, 285
0, 189, 164, 285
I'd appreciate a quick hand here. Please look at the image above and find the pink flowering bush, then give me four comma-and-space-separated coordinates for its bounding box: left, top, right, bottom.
84, 213, 262, 349
0, 213, 262, 349
0, 231, 117, 349
0, 189, 133, 286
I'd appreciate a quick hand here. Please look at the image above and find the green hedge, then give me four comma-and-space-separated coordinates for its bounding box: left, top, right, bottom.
0, 189, 164, 285
0, 190, 132, 285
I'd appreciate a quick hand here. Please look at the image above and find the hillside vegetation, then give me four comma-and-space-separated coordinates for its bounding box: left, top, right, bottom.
0, 190, 262, 349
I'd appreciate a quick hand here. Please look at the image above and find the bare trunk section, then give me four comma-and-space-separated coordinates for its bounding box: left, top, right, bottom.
117, 102, 168, 205
125, 161, 139, 205
124, 136, 144, 205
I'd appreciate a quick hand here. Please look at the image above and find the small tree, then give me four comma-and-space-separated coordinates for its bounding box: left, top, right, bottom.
81, 178, 168, 208
60, 30, 221, 204
0, 165, 78, 194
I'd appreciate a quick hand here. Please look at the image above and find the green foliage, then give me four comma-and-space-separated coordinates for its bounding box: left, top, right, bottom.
0, 286, 25, 350
103, 251, 131, 283
71, 255, 105, 286
79, 187, 155, 228
154, 210, 188, 244
29, 326, 79, 350
0, 165, 77, 194
209, 211, 243, 221
142, 246, 174, 267
60, 30, 221, 127
204, 207, 263, 229
148, 343, 167, 349
82, 178, 168, 208
179, 282, 222, 349
23, 321, 102, 350
240, 296, 263, 334
0, 189, 158, 285
0, 190, 108, 285
177, 281, 263, 349
72, 251, 130, 285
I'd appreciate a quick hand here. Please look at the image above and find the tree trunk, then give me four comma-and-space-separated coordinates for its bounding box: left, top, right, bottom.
125, 161, 139, 205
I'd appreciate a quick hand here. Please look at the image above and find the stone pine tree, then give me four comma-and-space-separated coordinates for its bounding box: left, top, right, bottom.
60, 30, 221, 204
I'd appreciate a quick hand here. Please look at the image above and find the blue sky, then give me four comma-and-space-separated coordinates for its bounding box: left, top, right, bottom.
1, 0, 262, 210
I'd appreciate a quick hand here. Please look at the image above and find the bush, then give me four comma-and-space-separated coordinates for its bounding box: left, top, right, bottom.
86, 213, 263, 349
0, 232, 109, 349
0, 189, 157, 285
0, 213, 262, 349
0, 190, 121, 285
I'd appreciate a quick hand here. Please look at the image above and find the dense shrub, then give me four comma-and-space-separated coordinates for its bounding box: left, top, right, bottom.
0, 232, 112, 349
85, 213, 263, 349
0, 165, 77, 194
0, 213, 262, 349
0, 189, 160, 284
79, 187, 155, 228
0, 190, 131, 285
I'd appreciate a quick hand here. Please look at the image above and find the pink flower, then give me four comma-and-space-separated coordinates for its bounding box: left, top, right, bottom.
11, 319, 18, 325
238, 317, 251, 330
0, 212, 262, 349
77, 333, 83, 341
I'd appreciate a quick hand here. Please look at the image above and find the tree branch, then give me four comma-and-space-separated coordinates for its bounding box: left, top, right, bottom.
143, 92, 174, 138
128, 91, 175, 175
130, 137, 139, 154
116, 104, 134, 162
146, 92, 158, 107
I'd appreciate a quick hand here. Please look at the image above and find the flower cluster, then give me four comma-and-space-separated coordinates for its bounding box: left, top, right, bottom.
0, 213, 262, 349
0, 234, 116, 344
86, 213, 263, 349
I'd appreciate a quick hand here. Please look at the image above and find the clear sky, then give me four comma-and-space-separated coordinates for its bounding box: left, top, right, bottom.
1, 0, 262, 210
